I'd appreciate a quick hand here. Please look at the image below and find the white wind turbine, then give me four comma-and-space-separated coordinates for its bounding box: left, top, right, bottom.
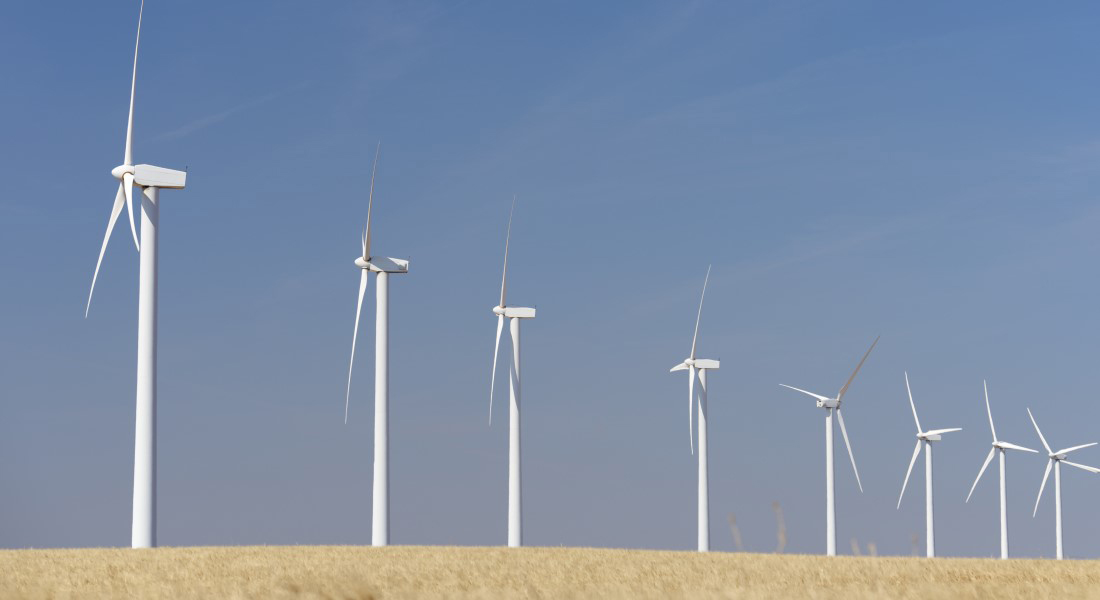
964, 381, 1037, 559
84, 0, 187, 549
669, 266, 719, 552
896, 372, 961, 558
488, 197, 535, 548
780, 336, 877, 556
344, 143, 409, 547
1027, 407, 1099, 560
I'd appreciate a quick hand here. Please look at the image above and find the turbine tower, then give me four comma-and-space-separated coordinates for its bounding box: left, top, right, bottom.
488, 197, 535, 548
1028, 408, 1099, 560
780, 336, 877, 556
670, 266, 719, 552
964, 381, 1037, 559
85, 0, 188, 549
896, 372, 961, 558
344, 143, 408, 547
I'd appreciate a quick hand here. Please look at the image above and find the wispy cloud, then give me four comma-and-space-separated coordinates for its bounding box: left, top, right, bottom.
155, 82, 309, 141
730, 216, 918, 282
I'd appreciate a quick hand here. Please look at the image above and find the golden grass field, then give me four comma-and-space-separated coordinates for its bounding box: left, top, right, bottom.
3, 545, 1100, 599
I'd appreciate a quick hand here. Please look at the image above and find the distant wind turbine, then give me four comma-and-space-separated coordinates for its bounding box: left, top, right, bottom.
1028, 408, 1099, 560
344, 143, 409, 547
896, 372, 961, 558
780, 336, 878, 556
670, 266, 720, 552
964, 381, 1037, 559
85, 0, 188, 549
488, 197, 535, 548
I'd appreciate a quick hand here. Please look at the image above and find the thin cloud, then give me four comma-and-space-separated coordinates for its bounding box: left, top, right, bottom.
155, 83, 308, 141
733, 216, 917, 281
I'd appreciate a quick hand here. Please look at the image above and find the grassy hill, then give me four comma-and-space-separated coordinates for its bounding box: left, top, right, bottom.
2, 545, 1100, 599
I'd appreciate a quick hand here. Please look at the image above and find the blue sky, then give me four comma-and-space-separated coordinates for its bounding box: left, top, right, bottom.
3, 0, 1100, 557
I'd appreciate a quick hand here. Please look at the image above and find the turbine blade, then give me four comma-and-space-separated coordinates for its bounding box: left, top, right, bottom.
1033, 459, 1052, 517
966, 447, 997, 503
488, 314, 504, 425
1027, 408, 1053, 454
984, 380, 997, 443
778, 384, 830, 403
1063, 460, 1100, 474
124, 0, 144, 166
905, 372, 922, 434
344, 269, 370, 424
123, 172, 139, 251
689, 265, 711, 360
836, 408, 862, 492
363, 142, 380, 260
1054, 442, 1098, 456
998, 442, 1039, 453
688, 366, 696, 454
836, 336, 879, 402
924, 428, 962, 436
499, 196, 515, 308
897, 440, 922, 509
86, 185, 127, 317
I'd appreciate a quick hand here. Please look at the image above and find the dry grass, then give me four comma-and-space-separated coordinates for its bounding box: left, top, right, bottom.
2, 545, 1100, 599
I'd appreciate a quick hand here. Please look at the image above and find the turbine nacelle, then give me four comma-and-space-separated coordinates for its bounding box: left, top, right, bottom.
917, 428, 961, 442
992, 440, 1038, 453
353, 256, 409, 273
112, 162, 188, 188
134, 164, 187, 189
492, 305, 535, 319
112, 164, 188, 189
818, 397, 839, 409
670, 358, 720, 372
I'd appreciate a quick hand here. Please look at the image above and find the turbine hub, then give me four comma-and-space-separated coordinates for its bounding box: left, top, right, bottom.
111, 164, 135, 180
492, 305, 505, 316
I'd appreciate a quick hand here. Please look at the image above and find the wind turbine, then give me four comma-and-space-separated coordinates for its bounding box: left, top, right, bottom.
670, 266, 719, 553
343, 143, 408, 547
896, 372, 961, 558
1028, 408, 1099, 560
488, 197, 535, 548
964, 381, 1037, 559
779, 336, 877, 556
85, 0, 187, 549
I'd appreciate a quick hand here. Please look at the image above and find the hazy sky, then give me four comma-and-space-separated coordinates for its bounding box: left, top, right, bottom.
3, 0, 1100, 557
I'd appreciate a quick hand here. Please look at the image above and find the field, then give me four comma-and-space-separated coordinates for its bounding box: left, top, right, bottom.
3, 545, 1100, 599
